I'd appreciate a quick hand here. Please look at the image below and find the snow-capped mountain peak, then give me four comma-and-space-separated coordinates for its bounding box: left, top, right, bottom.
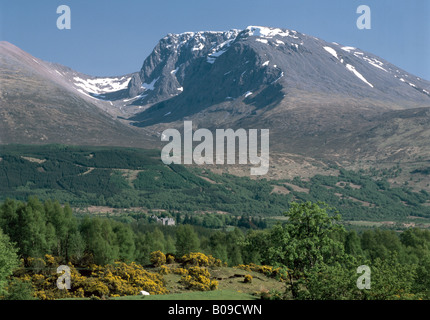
59, 26, 430, 121
243, 26, 293, 38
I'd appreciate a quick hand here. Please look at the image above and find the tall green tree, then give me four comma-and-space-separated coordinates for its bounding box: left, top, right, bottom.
295, 259, 363, 300
241, 229, 269, 265
344, 230, 363, 256
413, 253, 430, 298
16, 197, 55, 258
113, 222, 136, 262
175, 225, 200, 257
362, 253, 417, 300
151, 228, 167, 253
0, 228, 19, 295
79, 217, 119, 265
266, 202, 348, 298
0, 199, 19, 242
226, 228, 244, 266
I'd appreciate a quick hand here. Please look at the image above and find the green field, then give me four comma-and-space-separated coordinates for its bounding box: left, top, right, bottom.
112, 290, 256, 300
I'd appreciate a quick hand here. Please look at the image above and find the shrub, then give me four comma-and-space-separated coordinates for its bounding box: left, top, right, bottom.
3, 279, 35, 300
181, 252, 222, 268
180, 266, 218, 291
166, 254, 175, 264
150, 251, 167, 267
235, 263, 288, 281
81, 278, 110, 298
12, 256, 169, 299
187, 266, 211, 278
172, 267, 188, 276
255, 289, 284, 300
181, 252, 209, 267
101, 261, 168, 296
159, 265, 170, 275
244, 274, 253, 283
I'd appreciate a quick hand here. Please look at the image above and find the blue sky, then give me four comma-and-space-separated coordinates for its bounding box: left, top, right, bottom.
1, 0, 429, 79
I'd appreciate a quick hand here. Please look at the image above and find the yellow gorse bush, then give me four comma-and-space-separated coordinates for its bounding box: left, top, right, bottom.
150, 251, 167, 267
159, 265, 170, 275
235, 263, 288, 281
172, 267, 189, 276
12, 256, 169, 299
180, 266, 218, 291
174, 252, 223, 291
11, 252, 227, 299
99, 261, 169, 296
166, 254, 175, 264
181, 252, 222, 268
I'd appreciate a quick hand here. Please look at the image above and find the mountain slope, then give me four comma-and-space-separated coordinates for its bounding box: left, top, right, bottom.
0, 41, 154, 148
2, 25, 430, 164
125, 26, 430, 163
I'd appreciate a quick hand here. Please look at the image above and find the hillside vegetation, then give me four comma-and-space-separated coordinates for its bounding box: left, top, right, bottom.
1, 144, 430, 223
2, 200, 430, 300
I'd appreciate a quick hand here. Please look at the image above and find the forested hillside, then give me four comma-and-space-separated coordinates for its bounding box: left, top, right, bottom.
1, 144, 430, 222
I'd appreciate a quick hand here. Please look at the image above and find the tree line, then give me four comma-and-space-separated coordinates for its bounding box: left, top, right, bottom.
2, 197, 430, 299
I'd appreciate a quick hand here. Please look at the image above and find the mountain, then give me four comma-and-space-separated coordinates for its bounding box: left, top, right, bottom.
0, 41, 155, 148
2, 26, 430, 166
128, 26, 430, 115
124, 26, 430, 164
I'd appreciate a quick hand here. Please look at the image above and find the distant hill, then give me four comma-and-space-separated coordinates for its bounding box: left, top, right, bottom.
0, 41, 155, 148
1, 144, 429, 222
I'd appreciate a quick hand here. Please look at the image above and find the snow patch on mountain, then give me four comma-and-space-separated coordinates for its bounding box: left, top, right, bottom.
76, 88, 99, 100
192, 42, 205, 51
323, 47, 338, 60
73, 76, 131, 94
123, 93, 148, 103
272, 71, 284, 84
341, 46, 356, 53
346, 64, 374, 88
206, 38, 236, 64
245, 26, 290, 38
141, 77, 159, 91
256, 38, 268, 44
